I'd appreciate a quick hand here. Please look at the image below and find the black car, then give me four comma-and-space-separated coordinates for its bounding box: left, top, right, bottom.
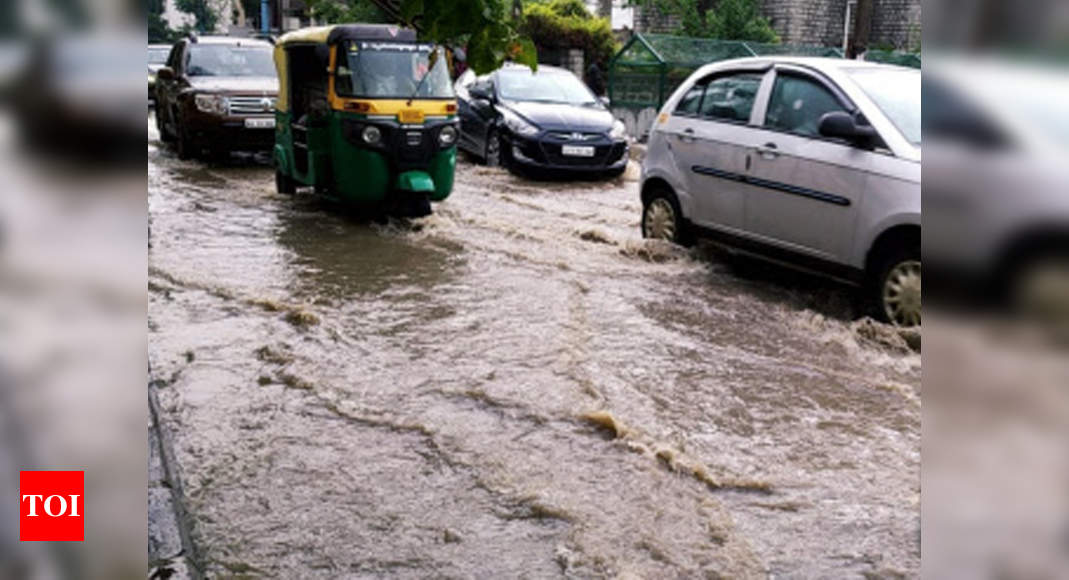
455, 64, 629, 177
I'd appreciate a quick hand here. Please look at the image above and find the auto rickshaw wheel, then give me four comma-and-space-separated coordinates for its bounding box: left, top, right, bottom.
275, 169, 296, 195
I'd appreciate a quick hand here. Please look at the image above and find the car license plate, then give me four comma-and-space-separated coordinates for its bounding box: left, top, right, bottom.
245, 117, 275, 129
398, 109, 425, 124
562, 145, 595, 157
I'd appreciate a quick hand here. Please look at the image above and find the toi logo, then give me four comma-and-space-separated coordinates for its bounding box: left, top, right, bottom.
19, 471, 84, 542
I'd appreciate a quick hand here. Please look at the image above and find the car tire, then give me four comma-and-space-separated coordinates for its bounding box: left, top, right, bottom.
156, 110, 174, 143
1006, 252, 1069, 323
175, 116, 195, 160
873, 245, 922, 327
485, 128, 503, 168
641, 186, 693, 247
276, 169, 296, 195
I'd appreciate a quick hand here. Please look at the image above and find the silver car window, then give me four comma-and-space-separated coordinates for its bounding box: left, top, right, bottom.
764, 73, 847, 138
674, 84, 703, 115
697, 73, 762, 123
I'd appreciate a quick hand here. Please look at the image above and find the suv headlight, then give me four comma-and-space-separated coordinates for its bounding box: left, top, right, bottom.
194, 94, 228, 115
610, 119, 626, 139
502, 110, 539, 137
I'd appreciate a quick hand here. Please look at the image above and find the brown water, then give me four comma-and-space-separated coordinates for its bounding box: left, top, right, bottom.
148, 114, 920, 578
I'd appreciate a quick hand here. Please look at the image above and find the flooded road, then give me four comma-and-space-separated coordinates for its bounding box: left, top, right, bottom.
148, 113, 920, 578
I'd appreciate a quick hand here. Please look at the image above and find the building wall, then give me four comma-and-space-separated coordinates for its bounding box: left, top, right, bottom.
632, 0, 920, 50
870, 0, 921, 50
632, 5, 681, 35
762, 0, 848, 47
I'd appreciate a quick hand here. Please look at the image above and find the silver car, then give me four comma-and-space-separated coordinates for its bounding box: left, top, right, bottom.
641, 57, 921, 326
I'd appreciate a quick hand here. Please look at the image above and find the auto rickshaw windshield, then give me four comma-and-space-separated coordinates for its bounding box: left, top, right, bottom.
335, 42, 453, 99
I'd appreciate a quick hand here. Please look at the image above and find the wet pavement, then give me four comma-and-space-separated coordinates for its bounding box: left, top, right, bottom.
148, 113, 920, 578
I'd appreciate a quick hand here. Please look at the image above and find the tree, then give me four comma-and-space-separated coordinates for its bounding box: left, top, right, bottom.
521, 0, 617, 68
176, 0, 219, 33
392, 0, 538, 73
305, 0, 389, 24
149, 0, 179, 42
633, 0, 778, 43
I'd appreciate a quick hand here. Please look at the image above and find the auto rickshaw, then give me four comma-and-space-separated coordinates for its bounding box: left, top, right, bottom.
272, 24, 458, 215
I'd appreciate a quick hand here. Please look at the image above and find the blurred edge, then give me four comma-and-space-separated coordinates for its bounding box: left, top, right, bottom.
923, 0, 1069, 577
0, 0, 148, 579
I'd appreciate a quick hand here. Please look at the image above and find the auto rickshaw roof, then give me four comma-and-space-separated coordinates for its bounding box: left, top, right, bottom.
276, 24, 417, 47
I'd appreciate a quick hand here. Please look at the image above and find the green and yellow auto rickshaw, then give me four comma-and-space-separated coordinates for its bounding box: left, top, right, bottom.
272, 24, 458, 215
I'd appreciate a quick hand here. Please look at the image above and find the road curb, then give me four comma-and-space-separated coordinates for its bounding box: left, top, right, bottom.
148, 376, 202, 580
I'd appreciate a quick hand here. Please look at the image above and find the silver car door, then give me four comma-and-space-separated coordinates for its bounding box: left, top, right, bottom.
663, 70, 769, 230
744, 68, 868, 263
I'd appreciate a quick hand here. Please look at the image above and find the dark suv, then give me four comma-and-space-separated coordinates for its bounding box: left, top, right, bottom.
154, 36, 278, 159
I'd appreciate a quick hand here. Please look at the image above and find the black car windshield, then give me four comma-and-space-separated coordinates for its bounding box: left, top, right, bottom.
335, 42, 453, 99
186, 45, 275, 77
497, 69, 597, 105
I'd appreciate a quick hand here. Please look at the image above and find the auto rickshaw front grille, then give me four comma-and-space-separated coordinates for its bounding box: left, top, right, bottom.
394, 128, 434, 168
340, 119, 442, 170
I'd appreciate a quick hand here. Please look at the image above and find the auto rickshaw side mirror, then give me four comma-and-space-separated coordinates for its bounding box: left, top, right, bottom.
157, 67, 174, 81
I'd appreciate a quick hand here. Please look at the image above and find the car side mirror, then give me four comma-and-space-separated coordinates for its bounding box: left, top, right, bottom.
819, 111, 877, 147
156, 67, 174, 81
599, 96, 611, 107
469, 85, 492, 103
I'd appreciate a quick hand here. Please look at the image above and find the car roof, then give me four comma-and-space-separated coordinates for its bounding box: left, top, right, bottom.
695, 56, 913, 76
191, 36, 273, 47
498, 63, 574, 75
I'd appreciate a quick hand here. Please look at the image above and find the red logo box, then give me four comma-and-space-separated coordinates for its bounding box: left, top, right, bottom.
19, 471, 84, 542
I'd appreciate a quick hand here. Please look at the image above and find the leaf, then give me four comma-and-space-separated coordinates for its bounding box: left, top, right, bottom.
509, 38, 538, 70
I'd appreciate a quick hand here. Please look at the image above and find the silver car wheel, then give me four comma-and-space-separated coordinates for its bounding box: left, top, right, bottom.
644, 198, 677, 241
882, 260, 921, 327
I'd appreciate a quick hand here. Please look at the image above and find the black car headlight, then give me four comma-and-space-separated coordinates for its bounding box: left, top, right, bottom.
502, 110, 539, 137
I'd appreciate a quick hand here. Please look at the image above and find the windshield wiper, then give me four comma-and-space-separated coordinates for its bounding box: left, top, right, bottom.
405, 47, 439, 106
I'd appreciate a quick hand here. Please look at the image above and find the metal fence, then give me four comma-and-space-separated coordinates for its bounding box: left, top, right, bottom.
608, 33, 919, 110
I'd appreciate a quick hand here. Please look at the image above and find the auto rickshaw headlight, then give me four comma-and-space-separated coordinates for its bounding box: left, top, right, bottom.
438, 126, 458, 146
362, 125, 382, 145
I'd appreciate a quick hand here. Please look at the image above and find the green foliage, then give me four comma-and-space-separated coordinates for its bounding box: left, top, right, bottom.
708, 0, 778, 42
176, 0, 218, 33
635, 0, 778, 43
306, 0, 389, 24
398, 0, 537, 73
148, 0, 179, 43
522, 0, 617, 67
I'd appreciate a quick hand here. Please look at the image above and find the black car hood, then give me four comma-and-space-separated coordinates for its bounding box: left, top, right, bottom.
501, 100, 613, 133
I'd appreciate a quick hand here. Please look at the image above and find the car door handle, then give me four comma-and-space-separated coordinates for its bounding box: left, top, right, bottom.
679, 128, 696, 143
756, 142, 779, 159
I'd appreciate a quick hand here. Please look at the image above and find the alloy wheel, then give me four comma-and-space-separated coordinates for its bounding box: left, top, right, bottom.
644, 198, 677, 241
882, 260, 921, 327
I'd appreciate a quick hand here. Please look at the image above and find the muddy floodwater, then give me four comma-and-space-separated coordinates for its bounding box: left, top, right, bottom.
148, 114, 920, 578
